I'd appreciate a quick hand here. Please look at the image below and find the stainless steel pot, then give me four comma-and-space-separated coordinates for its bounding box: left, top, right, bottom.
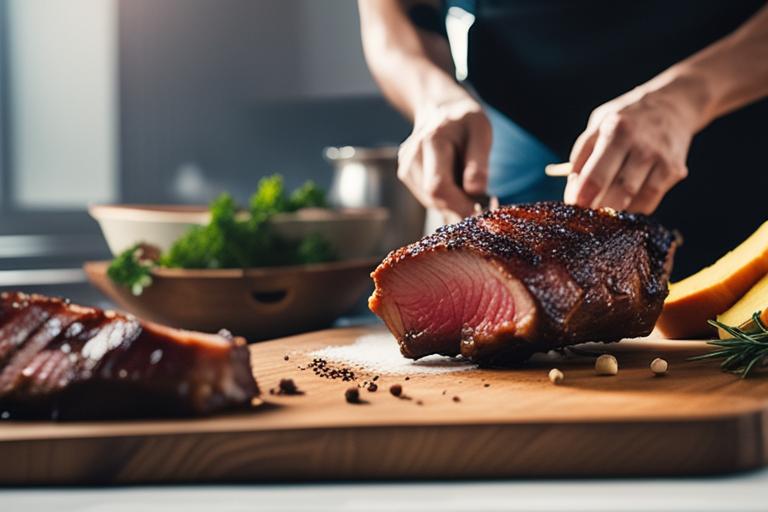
324, 146, 426, 253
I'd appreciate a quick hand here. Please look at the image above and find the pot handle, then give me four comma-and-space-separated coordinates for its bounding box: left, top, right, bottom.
251, 289, 289, 304
248, 285, 294, 312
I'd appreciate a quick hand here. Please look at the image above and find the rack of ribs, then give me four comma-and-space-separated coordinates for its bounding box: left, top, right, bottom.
369, 202, 677, 364
0, 292, 259, 420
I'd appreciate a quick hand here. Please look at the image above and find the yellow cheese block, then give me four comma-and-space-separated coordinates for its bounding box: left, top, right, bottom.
656, 220, 768, 339
716, 274, 768, 339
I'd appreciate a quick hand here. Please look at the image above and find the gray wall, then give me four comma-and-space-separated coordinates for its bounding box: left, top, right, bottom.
118, 0, 409, 205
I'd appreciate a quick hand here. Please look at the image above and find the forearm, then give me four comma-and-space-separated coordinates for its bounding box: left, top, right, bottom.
358, 0, 465, 120
648, 5, 768, 131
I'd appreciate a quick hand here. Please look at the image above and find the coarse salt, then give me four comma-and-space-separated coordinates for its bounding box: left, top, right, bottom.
309, 332, 476, 375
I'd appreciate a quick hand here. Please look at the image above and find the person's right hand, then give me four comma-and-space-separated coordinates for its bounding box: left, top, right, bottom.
397, 95, 492, 220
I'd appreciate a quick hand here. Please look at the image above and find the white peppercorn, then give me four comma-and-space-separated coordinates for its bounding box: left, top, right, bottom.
595, 354, 618, 376
548, 368, 564, 385
650, 357, 668, 376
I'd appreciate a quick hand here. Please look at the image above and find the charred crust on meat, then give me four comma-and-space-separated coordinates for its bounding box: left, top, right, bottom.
370, 202, 678, 363
0, 292, 260, 420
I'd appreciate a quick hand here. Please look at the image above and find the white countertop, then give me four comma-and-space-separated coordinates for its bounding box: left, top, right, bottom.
4, 470, 768, 512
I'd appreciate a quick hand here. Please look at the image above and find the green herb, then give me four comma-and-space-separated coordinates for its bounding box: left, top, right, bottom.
107, 243, 158, 296
689, 311, 768, 378
296, 233, 336, 264
163, 193, 267, 269
249, 174, 289, 218
107, 174, 336, 293
288, 180, 326, 211
248, 175, 325, 216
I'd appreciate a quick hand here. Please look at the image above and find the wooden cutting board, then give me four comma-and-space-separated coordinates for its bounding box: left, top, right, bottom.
1, 325, 767, 484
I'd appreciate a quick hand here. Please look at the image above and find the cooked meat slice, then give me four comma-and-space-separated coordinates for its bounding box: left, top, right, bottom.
0, 292, 259, 419
0, 302, 90, 395
369, 202, 677, 363
0, 294, 61, 365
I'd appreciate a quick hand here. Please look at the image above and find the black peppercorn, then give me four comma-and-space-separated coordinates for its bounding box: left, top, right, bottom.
277, 378, 301, 395
345, 387, 361, 404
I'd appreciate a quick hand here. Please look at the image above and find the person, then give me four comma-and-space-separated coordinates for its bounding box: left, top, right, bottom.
358, 0, 768, 278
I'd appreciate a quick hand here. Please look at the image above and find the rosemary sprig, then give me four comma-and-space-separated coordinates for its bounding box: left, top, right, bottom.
689, 311, 768, 378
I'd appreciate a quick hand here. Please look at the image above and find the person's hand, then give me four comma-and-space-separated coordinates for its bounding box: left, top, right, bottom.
564, 79, 703, 214
397, 94, 492, 219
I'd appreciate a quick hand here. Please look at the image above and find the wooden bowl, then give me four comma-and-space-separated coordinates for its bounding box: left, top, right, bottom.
84, 258, 378, 341
88, 204, 389, 260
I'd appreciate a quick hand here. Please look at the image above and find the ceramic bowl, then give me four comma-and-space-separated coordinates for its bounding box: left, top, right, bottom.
88, 204, 389, 260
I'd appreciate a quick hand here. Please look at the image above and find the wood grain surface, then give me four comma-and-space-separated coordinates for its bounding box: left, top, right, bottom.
1, 326, 767, 485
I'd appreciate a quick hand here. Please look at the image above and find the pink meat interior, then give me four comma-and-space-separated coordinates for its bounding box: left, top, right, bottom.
370, 250, 535, 356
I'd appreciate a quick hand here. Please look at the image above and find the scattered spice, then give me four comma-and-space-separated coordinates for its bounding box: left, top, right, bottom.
452, 396, 461, 403
404, 376, 410, 381
310, 333, 476, 376
650, 357, 668, 376
283, 355, 290, 361
372, 375, 379, 381
548, 368, 564, 385
279, 378, 297, 394
367, 382, 378, 392
416, 400, 424, 406
483, 383, 490, 388
345, 387, 362, 404
441, 390, 446, 395
279, 378, 302, 395
595, 354, 618, 376
270, 378, 303, 396
389, 384, 403, 397
305, 357, 356, 381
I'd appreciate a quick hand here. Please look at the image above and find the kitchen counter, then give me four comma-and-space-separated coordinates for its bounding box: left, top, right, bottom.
3, 470, 768, 512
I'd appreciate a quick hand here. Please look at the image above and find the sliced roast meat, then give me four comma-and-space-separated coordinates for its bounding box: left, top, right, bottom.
0, 292, 259, 419
369, 202, 677, 364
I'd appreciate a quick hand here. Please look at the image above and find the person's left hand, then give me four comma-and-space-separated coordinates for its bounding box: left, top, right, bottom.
564, 80, 702, 214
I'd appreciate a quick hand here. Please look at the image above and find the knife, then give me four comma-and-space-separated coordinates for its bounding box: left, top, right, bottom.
452, 157, 499, 215
470, 193, 499, 214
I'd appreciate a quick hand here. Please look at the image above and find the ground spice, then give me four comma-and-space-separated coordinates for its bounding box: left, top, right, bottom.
452, 396, 461, 402
310, 333, 476, 376
305, 357, 356, 382
389, 384, 403, 397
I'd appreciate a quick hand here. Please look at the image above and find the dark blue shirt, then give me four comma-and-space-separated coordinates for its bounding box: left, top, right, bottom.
413, 0, 767, 276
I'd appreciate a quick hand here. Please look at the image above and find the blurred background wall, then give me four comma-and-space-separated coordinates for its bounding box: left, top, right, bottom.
0, 0, 409, 297
117, 0, 409, 205
1, 0, 409, 219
